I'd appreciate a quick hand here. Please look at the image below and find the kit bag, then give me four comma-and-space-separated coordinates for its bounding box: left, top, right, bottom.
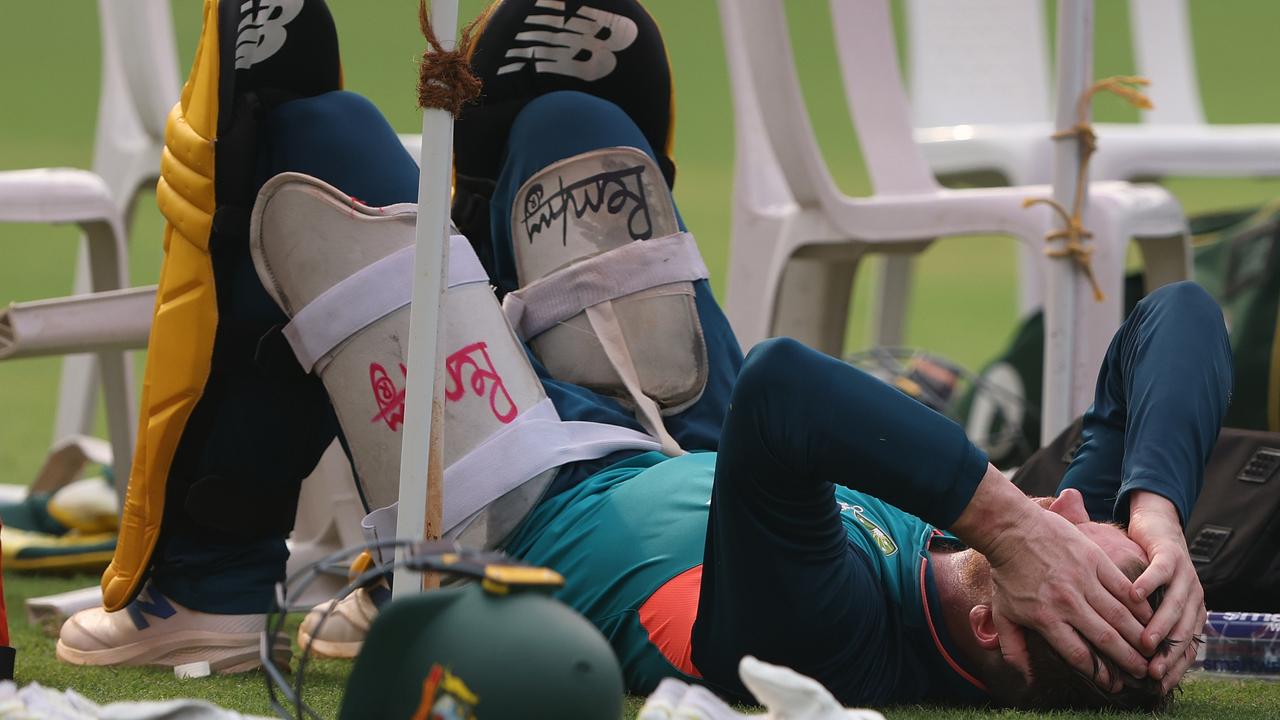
959, 205, 1280, 468
1014, 420, 1280, 612
1192, 205, 1280, 432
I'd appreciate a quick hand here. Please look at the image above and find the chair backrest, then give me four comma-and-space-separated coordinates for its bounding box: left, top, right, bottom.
718, 0, 836, 208
904, 0, 1052, 127
906, 0, 1208, 127
92, 0, 180, 202
829, 0, 941, 195
1129, 0, 1206, 124
716, 0, 796, 213
718, 0, 939, 205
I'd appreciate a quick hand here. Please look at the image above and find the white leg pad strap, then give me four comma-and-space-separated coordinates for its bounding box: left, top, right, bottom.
502, 231, 708, 340
283, 239, 489, 373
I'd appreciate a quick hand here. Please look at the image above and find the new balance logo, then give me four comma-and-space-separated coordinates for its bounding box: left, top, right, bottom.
236, 0, 305, 70
498, 0, 638, 82
125, 585, 177, 631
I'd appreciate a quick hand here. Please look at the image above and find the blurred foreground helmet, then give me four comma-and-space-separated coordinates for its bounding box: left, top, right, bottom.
338, 567, 623, 719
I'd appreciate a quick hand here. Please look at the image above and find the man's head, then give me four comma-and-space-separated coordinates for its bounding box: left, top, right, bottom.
948, 491, 1176, 711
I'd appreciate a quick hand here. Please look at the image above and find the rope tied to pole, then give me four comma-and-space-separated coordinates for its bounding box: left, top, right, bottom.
1024, 76, 1153, 302
417, 0, 482, 116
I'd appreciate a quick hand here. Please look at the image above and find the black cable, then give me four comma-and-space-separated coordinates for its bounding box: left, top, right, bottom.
263, 538, 421, 720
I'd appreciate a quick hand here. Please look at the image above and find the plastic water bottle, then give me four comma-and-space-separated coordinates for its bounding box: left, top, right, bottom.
1195, 612, 1280, 679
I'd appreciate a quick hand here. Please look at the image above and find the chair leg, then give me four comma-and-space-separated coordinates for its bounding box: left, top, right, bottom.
1009, 165, 1048, 319
53, 358, 100, 439
52, 177, 148, 480
96, 349, 136, 501
726, 212, 793, 352
82, 219, 133, 508
1036, 225, 1126, 442
1135, 232, 1193, 293
772, 256, 859, 356
52, 249, 100, 441
1074, 234, 1125, 412
286, 441, 365, 606
871, 254, 913, 348
1017, 239, 1044, 317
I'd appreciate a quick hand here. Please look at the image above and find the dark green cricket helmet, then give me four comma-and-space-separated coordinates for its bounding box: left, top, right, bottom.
339, 571, 623, 719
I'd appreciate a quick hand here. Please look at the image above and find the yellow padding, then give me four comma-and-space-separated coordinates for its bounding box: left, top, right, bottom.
160, 146, 215, 220
101, 0, 222, 611
4, 526, 118, 573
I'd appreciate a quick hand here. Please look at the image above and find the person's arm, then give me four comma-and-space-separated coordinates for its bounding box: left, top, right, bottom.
1127, 490, 1205, 692
950, 464, 1152, 686
1059, 283, 1232, 687
726, 339, 1154, 685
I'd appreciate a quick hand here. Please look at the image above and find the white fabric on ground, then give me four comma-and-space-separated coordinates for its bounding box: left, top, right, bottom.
0, 681, 272, 720
636, 657, 886, 720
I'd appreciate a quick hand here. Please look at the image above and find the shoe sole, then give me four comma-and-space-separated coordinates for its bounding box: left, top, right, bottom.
295, 626, 363, 659
56, 630, 290, 674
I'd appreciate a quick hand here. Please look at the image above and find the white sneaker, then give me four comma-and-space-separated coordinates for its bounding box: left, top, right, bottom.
56, 584, 289, 674
295, 586, 380, 659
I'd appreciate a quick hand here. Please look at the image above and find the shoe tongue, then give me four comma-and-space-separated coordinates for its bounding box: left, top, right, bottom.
510, 147, 678, 285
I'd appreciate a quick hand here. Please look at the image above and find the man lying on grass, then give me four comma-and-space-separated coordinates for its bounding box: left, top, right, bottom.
57, 0, 1227, 712
471, 93, 1224, 712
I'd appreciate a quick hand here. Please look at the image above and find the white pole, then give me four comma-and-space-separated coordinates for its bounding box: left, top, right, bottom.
393, 0, 459, 599
1041, 0, 1093, 443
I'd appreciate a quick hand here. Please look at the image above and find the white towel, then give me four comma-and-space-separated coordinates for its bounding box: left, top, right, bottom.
637, 657, 887, 720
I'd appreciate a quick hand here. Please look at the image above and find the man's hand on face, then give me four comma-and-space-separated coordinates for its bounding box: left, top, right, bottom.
1127, 490, 1205, 692
951, 471, 1153, 689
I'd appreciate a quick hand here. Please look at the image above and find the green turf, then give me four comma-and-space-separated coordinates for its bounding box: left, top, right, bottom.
4, 572, 348, 716
7, 566, 1275, 720
2, 1, 1280, 717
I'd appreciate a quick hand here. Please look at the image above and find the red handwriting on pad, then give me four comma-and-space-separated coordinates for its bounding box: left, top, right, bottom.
444, 342, 518, 424
370, 362, 408, 430
367, 342, 517, 432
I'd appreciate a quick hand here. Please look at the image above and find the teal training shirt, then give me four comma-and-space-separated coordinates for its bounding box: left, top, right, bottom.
504, 451, 990, 703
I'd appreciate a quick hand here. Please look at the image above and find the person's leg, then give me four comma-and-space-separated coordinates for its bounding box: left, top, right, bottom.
150, 92, 421, 613
488, 91, 744, 490
690, 338, 989, 703
1059, 281, 1233, 523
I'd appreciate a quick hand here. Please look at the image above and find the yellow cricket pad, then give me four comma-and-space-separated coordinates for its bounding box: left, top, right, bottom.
101, 0, 222, 611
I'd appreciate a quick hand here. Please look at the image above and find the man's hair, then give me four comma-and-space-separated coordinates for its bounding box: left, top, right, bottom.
989, 558, 1178, 711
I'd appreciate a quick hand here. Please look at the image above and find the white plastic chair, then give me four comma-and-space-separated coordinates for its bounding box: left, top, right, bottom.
907, 0, 1280, 312
718, 0, 1192, 435
46, 0, 181, 472
0, 0, 182, 497
0, 169, 134, 489
1, 1, 363, 599
399, 134, 423, 162
288, 442, 370, 605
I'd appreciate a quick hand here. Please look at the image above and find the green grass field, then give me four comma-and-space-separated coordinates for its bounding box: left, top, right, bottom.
3, 1, 1280, 717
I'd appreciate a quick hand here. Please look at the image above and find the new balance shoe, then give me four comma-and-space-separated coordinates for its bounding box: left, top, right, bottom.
56, 584, 288, 674
296, 585, 382, 659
